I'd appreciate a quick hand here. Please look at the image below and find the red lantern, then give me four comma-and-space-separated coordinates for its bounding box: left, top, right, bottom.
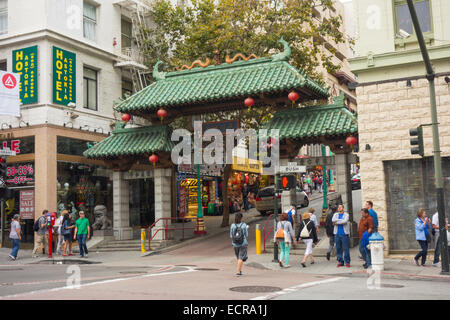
121, 113, 131, 122
244, 97, 255, 109
346, 135, 358, 151
288, 91, 299, 102
149, 154, 159, 167
157, 109, 167, 122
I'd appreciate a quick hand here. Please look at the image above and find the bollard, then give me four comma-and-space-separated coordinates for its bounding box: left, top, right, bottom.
141, 228, 146, 253
369, 232, 385, 271
256, 224, 261, 255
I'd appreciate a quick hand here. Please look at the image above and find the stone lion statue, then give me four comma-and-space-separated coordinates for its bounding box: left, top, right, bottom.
92, 205, 112, 230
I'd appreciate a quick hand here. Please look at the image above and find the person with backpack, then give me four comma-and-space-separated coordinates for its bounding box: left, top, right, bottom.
9, 214, 21, 260
297, 211, 319, 267
230, 212, 248, 276
32, 210, 49, 258
274, 212, 297, 268
287, 205, 297, 232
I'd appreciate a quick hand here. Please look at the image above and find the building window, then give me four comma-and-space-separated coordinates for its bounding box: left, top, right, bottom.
384, 157, 450, 251
122, 78, 133, 98
83, 67, 97, 111
121, 19, 132, 51
395, 0, 431, 36
0, 60, 6, 71
83, 1, 97, 41
0, 0, 7, 35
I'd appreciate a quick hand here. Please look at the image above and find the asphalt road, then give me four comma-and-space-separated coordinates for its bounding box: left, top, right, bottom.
2, 189, 449, 300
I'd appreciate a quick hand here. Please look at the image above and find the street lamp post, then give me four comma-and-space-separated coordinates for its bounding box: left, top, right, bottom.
407, 0, 449, 274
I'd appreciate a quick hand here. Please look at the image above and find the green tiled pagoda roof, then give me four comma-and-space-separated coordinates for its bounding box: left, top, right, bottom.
83, 124, 174, 159
115, 39, 329, 115
263, 94, 358, 140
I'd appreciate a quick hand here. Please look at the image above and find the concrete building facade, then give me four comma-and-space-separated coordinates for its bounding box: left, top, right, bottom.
349, 0, 450, 253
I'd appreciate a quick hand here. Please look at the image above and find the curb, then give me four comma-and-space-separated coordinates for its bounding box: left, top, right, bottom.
141, 215, 267, 257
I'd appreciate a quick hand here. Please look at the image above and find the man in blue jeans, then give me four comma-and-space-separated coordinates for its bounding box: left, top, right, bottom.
9, 214, 21, 260
73, 211, 90, 258
332, 204, 351, 267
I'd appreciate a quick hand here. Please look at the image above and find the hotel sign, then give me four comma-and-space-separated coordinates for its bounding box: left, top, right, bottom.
53, 46, 76, 106
13, 46, 38, 105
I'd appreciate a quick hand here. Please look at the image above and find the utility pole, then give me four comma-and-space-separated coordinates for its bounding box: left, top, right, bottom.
272, 173, 279, 262
407, 0, 449, 274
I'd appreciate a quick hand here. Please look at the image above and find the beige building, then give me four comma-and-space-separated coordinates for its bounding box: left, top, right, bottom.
349, 0, 450, 254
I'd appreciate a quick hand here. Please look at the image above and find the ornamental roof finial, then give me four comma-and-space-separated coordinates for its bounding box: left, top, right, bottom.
153, 60, 166, 81
271, 37, 291, 62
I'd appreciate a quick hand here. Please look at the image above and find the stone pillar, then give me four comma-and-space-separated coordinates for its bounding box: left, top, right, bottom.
112, 171, 133, 240
154, 168, 172, 240
281, 190, 296, 213
335, 153, 358, 247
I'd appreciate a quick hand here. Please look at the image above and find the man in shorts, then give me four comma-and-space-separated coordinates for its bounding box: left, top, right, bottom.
230, 213, 248, 276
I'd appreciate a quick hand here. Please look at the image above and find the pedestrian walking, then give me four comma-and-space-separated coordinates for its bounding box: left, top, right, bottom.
414, 208, 431, 266
55, 210, 66, 255
242, 183, 250, 212
274, 212, 296, 268
61, 211, 75, 256
9, 214, 21, 260
307, 207, 320, 235
67, 212, 75, 256
365, 201, 378, 233
230, 212, 248, 276
73, 211, 90, 258
358, 208, 374, 269
297, 212, 318, 267
287, 205, 297, 232
332, 204, 351, 267
32, 210, 49, 257
325, 205, 337, 261
431, 211, 441, 267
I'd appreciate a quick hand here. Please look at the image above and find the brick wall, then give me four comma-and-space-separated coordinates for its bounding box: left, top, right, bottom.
356, 75, 450, 253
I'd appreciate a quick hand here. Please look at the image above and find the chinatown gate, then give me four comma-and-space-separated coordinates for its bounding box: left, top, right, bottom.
83, 39, 358, 243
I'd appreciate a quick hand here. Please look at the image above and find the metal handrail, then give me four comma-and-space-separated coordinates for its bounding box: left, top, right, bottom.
262, 214, 274, 253
148, 217, 198, 250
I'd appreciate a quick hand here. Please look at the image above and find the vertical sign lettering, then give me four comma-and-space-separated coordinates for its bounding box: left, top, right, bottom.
13, 46, 38, 105
20, 190, 35, 220
53, 46, 76, 106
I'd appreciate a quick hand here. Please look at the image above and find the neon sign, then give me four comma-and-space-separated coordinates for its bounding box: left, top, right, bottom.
6, 163, 34, 185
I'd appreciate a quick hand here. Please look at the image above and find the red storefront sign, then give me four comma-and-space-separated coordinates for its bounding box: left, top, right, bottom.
6, 163, 34, 185
20, 190, 34, 220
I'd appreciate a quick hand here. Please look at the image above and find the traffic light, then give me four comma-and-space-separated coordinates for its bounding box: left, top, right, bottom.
279, 175, 296, 190
0, 156, 6, 177
409, 127, 424, 157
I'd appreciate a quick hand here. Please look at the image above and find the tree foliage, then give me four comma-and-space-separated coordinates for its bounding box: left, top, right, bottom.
140, 0, 348, 129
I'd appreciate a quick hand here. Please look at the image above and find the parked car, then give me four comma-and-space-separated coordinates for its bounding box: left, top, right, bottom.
255, 185, 309, 216
351, 173, 361, 190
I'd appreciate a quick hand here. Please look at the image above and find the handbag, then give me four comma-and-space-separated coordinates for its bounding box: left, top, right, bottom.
300, 221, 311, 238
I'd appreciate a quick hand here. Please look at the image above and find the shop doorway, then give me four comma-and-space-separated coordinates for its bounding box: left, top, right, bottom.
129, 178, 155, 238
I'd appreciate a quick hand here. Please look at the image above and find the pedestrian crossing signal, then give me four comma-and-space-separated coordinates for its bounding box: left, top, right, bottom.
0, 156, 6, 177
280, 175, 296, 190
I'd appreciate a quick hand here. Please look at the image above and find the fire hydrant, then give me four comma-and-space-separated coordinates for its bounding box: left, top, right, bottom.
369, 232, 385, 271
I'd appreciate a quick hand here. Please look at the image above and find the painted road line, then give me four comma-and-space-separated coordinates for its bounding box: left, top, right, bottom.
0, 265, 198, 299
251, 277, 345, 300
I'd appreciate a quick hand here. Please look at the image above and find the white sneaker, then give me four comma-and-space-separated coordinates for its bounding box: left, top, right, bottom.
8, 255, 15, 260
432, 262, 441, 267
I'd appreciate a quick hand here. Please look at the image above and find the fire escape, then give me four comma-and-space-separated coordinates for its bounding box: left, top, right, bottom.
113, 0, 152, 92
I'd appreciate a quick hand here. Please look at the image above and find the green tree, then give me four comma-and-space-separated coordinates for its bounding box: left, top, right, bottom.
139, 0, 348, 226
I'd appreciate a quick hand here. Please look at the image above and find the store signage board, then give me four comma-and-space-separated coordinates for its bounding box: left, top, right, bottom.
13, 45, 38, 105
0, 148, 16, 156
178, 164, 222, 177
6, 163, 34, 185
279, 162, 306, 173
20, 190, 34, 220
232, 156, 262, 174
0, 71, 20, 117
52, 46, 76, 106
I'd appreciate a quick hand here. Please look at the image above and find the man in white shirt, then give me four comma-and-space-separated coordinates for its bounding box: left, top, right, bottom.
432, 212, 440, 266
55, 210, 66, 255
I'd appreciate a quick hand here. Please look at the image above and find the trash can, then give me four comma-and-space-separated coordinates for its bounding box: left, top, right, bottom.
369, 232, 385, 271
207, 202, 215, 216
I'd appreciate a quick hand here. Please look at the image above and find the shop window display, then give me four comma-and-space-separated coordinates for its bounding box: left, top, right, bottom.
57, 162, 113, 232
